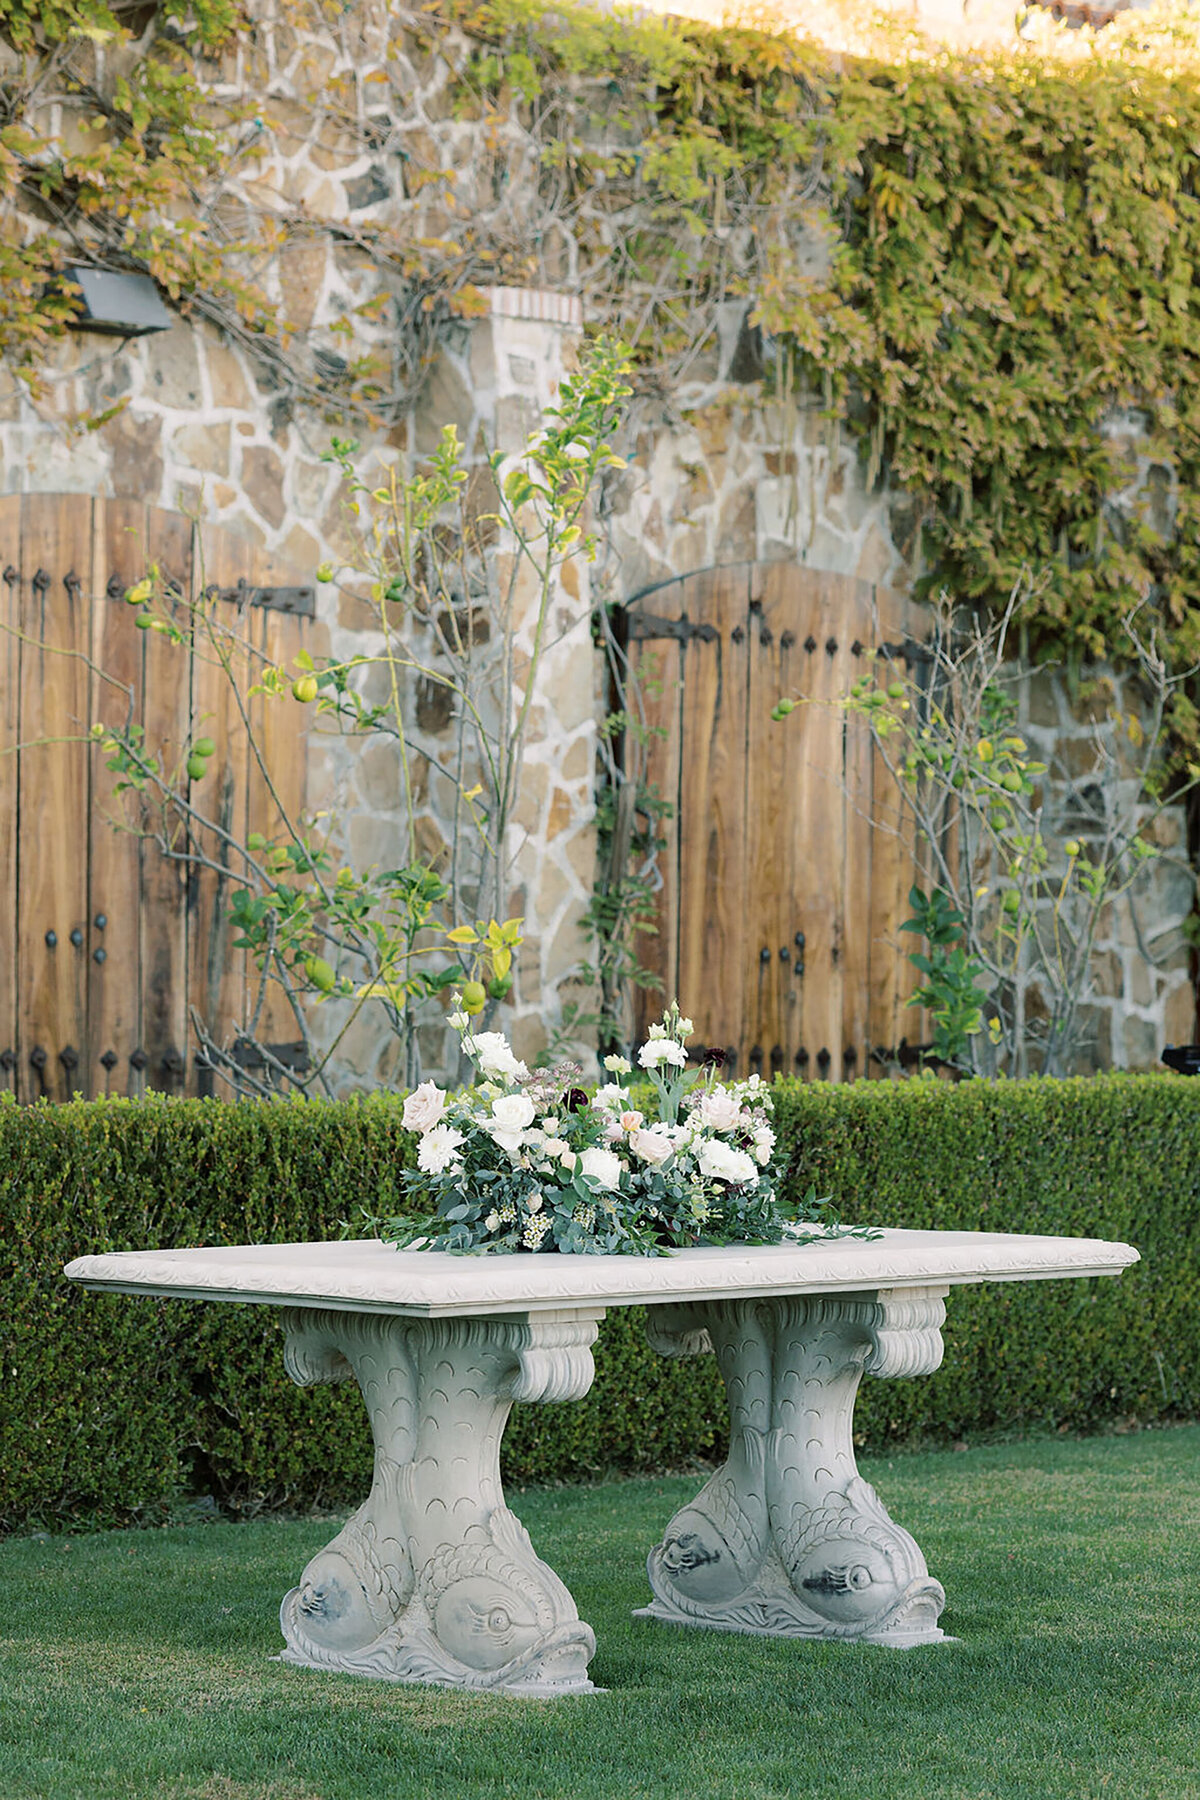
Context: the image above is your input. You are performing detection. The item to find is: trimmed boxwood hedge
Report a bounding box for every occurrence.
[1,1073,1196,1532]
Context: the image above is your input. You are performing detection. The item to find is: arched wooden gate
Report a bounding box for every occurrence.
[627,563,932,1080]
[0,494,314,1102]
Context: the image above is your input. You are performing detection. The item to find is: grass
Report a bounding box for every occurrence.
[2,1427,1200,1800]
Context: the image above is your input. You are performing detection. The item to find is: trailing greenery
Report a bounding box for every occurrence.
[2,1071,1196,1532]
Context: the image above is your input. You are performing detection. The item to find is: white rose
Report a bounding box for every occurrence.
[463,1031,529,1080]
[485,1211,501,1232]
[579,1145,624,1190]
[559,1149,578,1172]
[485,1091,536,1156]
[698,1138,758,1185]
[403,1081,448,1134]
[697,1089,742,1132]
[629,1126,674,1166]
[752,1125,776,1165]
[541,1135,572,1162]
[491,1093,535,1132]
[417,1124,466,1175]
[638,1039,687,1070]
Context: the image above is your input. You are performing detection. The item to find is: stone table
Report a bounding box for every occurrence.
[64,1229,1138,1695]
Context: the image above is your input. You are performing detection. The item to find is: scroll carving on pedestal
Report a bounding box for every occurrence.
[278,1305,603,1694]
[639,1289,948,1646]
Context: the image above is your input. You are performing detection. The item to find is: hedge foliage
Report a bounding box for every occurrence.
[2,1073,1196,1533]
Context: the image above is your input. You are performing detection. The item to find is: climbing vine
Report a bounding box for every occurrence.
[12,0,1200,696]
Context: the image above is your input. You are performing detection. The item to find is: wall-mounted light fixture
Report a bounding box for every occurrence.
[63,264,173,337]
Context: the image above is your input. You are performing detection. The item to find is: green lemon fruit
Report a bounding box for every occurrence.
[461,980,487,1014]
[304,955,336,993]
[292,676,319,703]
[192,737,216,758]
[186,753,208,781]
[1002,889,1021,914]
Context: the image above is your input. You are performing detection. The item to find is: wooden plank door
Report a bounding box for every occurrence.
[0,495,314,1099]
[0,500,19,1095]
[628,563,932,1079]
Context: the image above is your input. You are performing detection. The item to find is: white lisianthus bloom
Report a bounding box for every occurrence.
[603,1054,632,1075]
[752,1125,776,1165]
[638,1038,687,1070]
[591,1082,625,1111]
[697,1088,742,1132]
[629,1125,674,1166]
[485,1091,536,1156]
[463,1031,529,1080]
[403,1081,448,1134]
[448,1009,469,1031]
[698,1138,758,1185]
[678,1017,694,1034]
[647,1023,667,1040]
[417,1124,466,1175]
[579,1145,624,1189]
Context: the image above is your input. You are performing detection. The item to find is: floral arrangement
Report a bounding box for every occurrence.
[378,1002,833,1257]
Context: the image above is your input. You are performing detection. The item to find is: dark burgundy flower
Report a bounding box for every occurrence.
[564,1087,590,1112]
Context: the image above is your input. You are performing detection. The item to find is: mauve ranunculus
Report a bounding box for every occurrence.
[403,1080,448,1134]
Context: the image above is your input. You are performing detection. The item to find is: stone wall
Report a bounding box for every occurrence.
[0,0,1193,1086]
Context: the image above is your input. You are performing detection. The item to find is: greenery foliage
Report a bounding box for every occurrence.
[10,1,1200,707]
[3,1071,1196,1532]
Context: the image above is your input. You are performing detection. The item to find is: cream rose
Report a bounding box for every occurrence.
[403,1080,448,1134]
[629,1125,674,1166]
[696,1088,742,1132]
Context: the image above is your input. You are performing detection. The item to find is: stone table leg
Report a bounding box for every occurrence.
[637,1288,949,1646]
[277,1305,604,1694]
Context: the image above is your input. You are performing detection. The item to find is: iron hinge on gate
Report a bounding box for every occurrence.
[231,1037,311,1073]
[207,579,316,618]
[626,610,718,645]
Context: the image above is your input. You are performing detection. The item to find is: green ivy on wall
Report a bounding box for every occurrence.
[6,0,1200,725]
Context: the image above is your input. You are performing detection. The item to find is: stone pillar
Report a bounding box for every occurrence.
[639,1291,948,1646]
[278,1303,603,1694]
[476,287,599,1072]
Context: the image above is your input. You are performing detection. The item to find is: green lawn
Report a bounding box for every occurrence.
[3,1428,1199,1800]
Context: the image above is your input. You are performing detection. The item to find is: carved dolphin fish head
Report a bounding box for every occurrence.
[433,1574,548,1673]
[285,1548,386,1654]
[655,1505,754,1604]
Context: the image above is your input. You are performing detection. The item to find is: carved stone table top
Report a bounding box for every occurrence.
[62,1228,1140,1694]
[64,1227,1139,1317]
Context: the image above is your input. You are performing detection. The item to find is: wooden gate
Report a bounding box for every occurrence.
[627,563,932,1080]
[0,494,314,1103]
